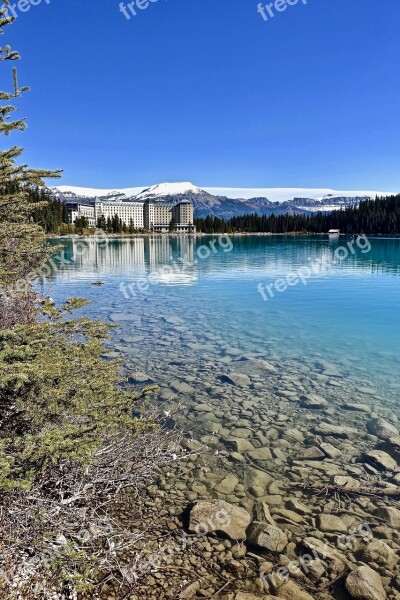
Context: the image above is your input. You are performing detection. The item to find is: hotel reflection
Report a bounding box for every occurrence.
[66,236,196,284]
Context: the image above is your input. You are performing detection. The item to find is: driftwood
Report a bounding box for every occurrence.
[296,481,400,500]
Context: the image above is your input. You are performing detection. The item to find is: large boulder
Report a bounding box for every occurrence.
[345,565,386,600]
[188,500,251,541]
[247,522,288,553]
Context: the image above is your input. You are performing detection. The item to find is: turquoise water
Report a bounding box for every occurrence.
[43,234,400,584]
[45,235,400,401]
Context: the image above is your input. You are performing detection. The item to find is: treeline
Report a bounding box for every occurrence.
[96,214,141,234]
[29,186,69,232]
[32,193,400,235]
[30,194,143,234]
[194,195,400,234]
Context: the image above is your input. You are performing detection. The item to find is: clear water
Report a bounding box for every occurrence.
[45,235,400,402]
[43,234,400,588]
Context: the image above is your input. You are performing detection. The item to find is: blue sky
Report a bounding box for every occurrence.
[3,0,400,190]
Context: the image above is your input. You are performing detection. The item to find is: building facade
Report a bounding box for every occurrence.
[144,200,195,233]
[67,199,195,233]
[171,201,195,232]
[67,202,96,227]
[143,200,172,232]
[94,200,144,230]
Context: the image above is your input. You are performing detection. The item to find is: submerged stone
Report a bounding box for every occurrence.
[245,466,273,498]
[361,539,398,570]
[374,506,400,528]
[367,418,399,440]
[214,473,240,495]
[188,500,251,541]
[246,522,288,553]
[313,422,357,439]
[247,447,273,461]
[363,450,397,471]
[317,513,347,533]
[319,442,342,459]
[300,394,328,409]
[220,373,252,387]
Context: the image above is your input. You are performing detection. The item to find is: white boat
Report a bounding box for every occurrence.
[328,229,340,238]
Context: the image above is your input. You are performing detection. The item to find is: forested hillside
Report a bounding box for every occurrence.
[194,195,400,234]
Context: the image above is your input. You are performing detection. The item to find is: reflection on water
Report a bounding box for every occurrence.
[48,235,400,281]
[44,234,400,579]
[45,235,400,398]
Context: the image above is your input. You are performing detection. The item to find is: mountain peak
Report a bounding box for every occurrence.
[135,182,203,199]
[51,183,396,221]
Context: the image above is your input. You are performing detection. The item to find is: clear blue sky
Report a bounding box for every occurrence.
[4,0,400,190]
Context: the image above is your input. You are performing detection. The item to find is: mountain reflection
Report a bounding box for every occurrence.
[45,235,400,284]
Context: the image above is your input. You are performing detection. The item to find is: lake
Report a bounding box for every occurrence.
[46,234,400,401]
[44,235,400,525]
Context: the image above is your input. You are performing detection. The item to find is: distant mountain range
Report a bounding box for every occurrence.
[52,182,396,220]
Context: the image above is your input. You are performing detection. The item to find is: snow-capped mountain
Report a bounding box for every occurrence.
[134,182,203,199]
[53,186,144,202]
[52,182,396,219]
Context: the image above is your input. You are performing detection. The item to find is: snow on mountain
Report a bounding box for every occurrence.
[204,187,394,202]
[135,182,203,199]
[54,183,395,203]
[52,182,397,219]
[53,185,144,199]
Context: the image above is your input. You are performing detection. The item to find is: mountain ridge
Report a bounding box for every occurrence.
[52,182,396,219]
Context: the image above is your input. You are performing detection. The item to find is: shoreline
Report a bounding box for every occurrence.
[47,232,400,239]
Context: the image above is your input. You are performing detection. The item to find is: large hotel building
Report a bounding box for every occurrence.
[66,198,195,233]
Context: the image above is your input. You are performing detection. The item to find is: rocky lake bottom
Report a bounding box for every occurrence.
[46,236,400,599]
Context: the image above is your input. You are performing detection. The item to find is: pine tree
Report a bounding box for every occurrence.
[0,2,61,326]
[0,6,177,596]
